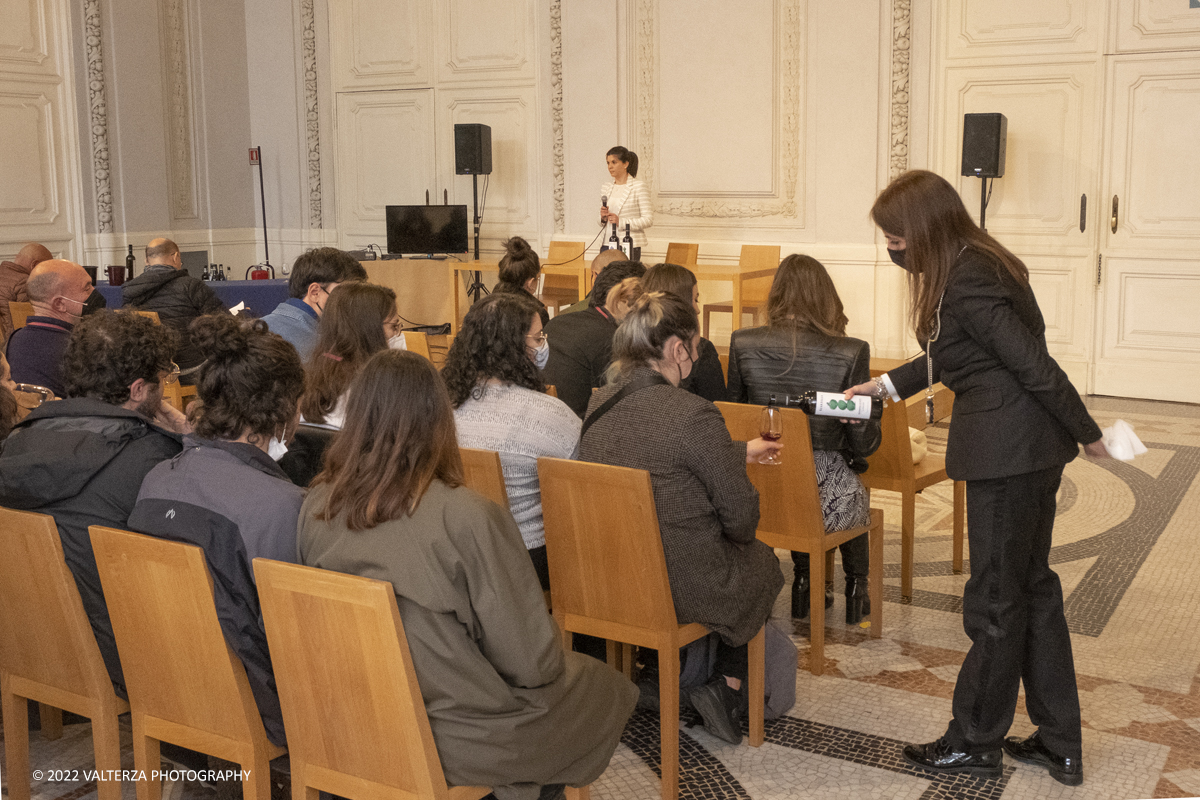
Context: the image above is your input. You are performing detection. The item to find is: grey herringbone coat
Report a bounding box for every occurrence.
[580,366,783,647]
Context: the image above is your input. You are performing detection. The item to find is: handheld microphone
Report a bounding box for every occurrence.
[600,195,608,225]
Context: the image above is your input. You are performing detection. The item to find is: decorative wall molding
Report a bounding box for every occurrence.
[889,0,911,181]
[83,0,113,233]
[301,0,322,229]
[161,0,197,220]
[636,0,803,219]
[550,0,564,233]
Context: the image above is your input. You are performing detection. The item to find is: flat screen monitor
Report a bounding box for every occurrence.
[385,205,469,256]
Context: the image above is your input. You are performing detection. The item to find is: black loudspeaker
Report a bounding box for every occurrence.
[961,113,1007,178]
[454,123,492,175]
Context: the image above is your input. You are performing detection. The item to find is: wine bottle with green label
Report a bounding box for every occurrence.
[770,390,881,421]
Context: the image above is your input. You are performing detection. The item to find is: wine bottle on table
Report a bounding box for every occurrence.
[623,223,633,256]
[125,245,135,281]
[609,223,623,255]
[771,391,882,421]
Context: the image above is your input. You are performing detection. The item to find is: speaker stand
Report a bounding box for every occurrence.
[465,173,488,305]
[979,176,990,232]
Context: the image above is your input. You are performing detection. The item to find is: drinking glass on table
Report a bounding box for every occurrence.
[759,405,782,464]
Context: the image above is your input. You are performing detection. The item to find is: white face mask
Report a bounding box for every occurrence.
[388,333,407,351]
[267,436,289,462]
[531,339,549,370]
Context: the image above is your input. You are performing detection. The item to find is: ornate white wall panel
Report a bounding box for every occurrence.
[940,62,1100,246]
[160,0,198,221]
[436,0,533,83]
[633,0,805,224]
[943,0,1099,58]
[1026,263,1076,346]
[1101,260,1200,356]
[1114,0,1200,53]
[0,89,56,224]
[330,0,432,90]
[438,88,537,232]
[0,0,51,73]
[334,90,437,237]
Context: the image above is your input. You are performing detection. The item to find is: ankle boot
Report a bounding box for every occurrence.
[791,575,835,620]
[845,576,870,624]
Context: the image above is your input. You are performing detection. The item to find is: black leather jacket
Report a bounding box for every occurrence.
[726,325,881,467]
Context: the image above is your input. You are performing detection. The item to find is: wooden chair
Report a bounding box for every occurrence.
[542,241,589,313]
[404,330,432,360]
[0,507,129,800]
[545,384,558,398]
[13,383,55,421]
[714,402,884,676]
[700,245,781,338]
[863,395,965,600]
[664,242,699,266]
[9,301,33,330]
[161,382,197,413]
[538,457,765,800]
[132,309,161,324]
[89,526,286,800]
[458,447,510,509]
[252,559,518,800]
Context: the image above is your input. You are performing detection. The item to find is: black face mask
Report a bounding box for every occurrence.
[82,288,107,316]
[888,248,908,270]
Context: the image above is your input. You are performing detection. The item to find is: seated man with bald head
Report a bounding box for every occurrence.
[5,259,94,396]
[558,248,630,316]
[0,242,54,341]
[122,237,227,383]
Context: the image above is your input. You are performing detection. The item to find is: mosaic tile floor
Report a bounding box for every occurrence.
[3,395,1198,800]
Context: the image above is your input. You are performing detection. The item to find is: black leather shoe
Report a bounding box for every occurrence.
[845,576,871,624]
[902,737,1002,778]
[1003,731,1082,786]
[791,574,834,619]
[686,678,743,745]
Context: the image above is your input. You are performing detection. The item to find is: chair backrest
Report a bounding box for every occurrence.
[863,396,914,484]
[538,457,680,631]
[9,301,33,330]
[404,331,432,360]
[714,402,825,546]
[458,447,510,509]
[13,383,55,420]
[546,240,587,267]
[664,242,699,266]
[132,309,161,324]
[0,507,113,701]
[278,424,338,488]
[253,559,451,800]
[738,245,782,306]
[88,526,268,746]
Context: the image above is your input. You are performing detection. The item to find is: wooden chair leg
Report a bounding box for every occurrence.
[131,715,161,800]
[747,627,764,747]
[93,711,124,800]
[2,680,32,800]
[901,492,916,600]
[808,550,826,676]
[39,703,62,740]
[565,786,590,800]
[824,550,835,585]
[952,481,965,574]
[292,768,317,800]
[243,754,272,800]
[622,643,634,680]
[702,308,712,340]
[868,509,884,639]
[658,645,681,800]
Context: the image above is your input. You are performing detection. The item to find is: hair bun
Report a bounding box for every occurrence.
[503,236,532,258]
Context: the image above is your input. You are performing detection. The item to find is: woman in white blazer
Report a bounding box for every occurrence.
[600,146,652,262]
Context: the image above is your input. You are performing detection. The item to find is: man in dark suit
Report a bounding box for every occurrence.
[541,259,645,417]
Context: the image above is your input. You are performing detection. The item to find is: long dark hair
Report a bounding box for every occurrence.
[188,315,305,444]
[642,263,696,309]
[607,146,639,178]
[442,292,545,407]
[871,170,1028,342]
[301,282,396,423]
[311,350,463,530]
[765,254,847,336]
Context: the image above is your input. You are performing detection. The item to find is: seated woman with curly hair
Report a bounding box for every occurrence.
[127,314,306,747]
[441,292,580,591]
[301,281,402,429]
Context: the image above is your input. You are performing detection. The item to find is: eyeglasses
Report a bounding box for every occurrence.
[162,362,180,385]
[526,331,548,344]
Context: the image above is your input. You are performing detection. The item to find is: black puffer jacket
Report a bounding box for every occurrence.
[726,325,881,468]
[122,265,227,375]
[0,398,182,696]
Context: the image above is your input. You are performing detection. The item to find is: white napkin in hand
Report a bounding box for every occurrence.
[229,301,245,314]
[1100,419,1147,462]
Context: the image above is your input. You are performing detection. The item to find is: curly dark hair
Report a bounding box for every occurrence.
[62,311,177,404]
[187,315,305,443]
[441,292,545,408]
[301,282,396,424]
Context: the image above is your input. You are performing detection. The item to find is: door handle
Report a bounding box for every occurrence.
[1079,194,1087,233]
[1110,195,1119,234]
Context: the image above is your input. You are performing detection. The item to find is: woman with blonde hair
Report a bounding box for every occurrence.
[299,350,636,800]
[727,253,881,624]
[581,291,781,745]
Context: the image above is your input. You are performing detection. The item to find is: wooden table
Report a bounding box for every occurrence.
[693,263,779,339]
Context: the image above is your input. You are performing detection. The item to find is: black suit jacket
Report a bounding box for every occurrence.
[889,249,1101,482]
[542,307,618,417]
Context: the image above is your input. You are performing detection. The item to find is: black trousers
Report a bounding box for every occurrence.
[945,463,1082,759]
[792,533,869,582]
